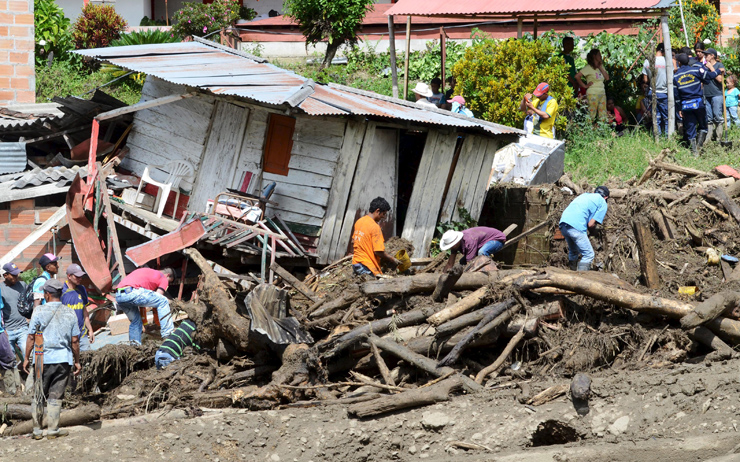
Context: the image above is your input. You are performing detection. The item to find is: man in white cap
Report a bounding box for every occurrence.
[32,253,60,308]
[440,227,507,272]
[23,278,80,439]
[62,264,94,351]
[413,82,437,109]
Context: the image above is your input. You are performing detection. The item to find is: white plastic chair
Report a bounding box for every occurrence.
[134,160,194,218]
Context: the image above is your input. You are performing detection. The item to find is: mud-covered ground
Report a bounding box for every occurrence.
[4,355,740,462]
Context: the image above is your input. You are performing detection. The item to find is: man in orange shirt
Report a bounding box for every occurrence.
[352,197,401,276]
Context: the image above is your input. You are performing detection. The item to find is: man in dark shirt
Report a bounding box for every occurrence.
[674,53,721,153]
[155,319,197,369]
[440,227,507,271]
[2,262,28,394]
[703,48,726,142]
[61,264,94,351]
[561,36,577,96]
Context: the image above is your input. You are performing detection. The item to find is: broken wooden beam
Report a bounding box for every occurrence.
[431,264,464,302]
[271,262,321,303]
[632,219,660,289]
[706,187,740,223]
[347,376,463,418]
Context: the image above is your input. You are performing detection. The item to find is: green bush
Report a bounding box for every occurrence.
[171,0,239,39]
[668,0,722,46]
[238,6,257,21]
[34,0,73,65]
[110,29,180,47]
[72,3,128,49]
[451,36,576,130]
[37,60,143,105]
[139,16,167,27]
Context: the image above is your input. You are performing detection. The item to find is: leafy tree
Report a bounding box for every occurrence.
[668,0,722,47]
[283,0,374,69]
[72,3,128,49]
[452,35,576,130]
[34,0,73,65]
[171,0,239,39]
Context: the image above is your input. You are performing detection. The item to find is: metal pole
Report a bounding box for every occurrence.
[440,27,446,95]
[661,14,676,136]
[388,15,399,99]
[403,16,412,99]
[677,0,690,47]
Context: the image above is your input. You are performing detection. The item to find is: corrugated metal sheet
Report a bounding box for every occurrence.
[0,142,26,174]
[75,39,521,137]
[385,0,672,16]
[0,103,64,129]
[12,165,87,189]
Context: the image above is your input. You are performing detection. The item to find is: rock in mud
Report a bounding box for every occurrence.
[608,416,630,436]
[570,373,591,400]
[421,412,450,430]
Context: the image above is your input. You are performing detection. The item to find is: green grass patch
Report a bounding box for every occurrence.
[36,61,143,106]
[565,122,740,185]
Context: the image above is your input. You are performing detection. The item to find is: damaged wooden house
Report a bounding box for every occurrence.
[74,38,522,271]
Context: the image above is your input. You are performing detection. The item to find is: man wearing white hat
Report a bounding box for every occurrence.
[413,82,438,109]
[440,227,507,272]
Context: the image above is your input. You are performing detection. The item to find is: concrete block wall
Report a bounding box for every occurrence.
[721,0,740,41]
[0,0,35,104]
[0,199,74,273]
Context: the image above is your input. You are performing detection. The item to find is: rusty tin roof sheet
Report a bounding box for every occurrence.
[385,0,672,16]
[75,39,521,136]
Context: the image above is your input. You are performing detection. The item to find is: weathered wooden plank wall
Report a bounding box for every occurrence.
[401,131,460,258]
[316,120,367,264]
[189,101,250,212]
[263,117,346,228]
[439,135,502,223]
[124,77,215,191]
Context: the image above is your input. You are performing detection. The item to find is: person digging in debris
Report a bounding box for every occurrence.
[673,53,722,154]
[32,253,60,308]
[22,279,80,439]
[440,227,507,272]
[351,197,401,276]
[559,186,609,272]
[155,319,198,370]
[2,262,28,393]
[62,264,94,352]
[114,267,176,345]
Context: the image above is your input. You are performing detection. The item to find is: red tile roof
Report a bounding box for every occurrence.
[385,0,669,16]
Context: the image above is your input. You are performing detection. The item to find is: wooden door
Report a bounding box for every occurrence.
[189,101,250,212]
[336,124,399,258]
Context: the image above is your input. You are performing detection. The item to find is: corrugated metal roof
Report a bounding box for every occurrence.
[384,0,672,16]
[0,103,64,129]
[75,38,521,137]
[12,165,87,189]
[0,142,26,174]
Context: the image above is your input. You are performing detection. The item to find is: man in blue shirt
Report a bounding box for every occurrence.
[61,264,94,352]
[559,187,609,271]
[673,53,721,154]
[23,278,80,439]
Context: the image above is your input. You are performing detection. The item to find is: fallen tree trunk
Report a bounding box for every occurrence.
[518,268,693,318]
[309,288,361,318]
[183,248,251,351]
[4,404,101,436]
[437,300,522,367]
[348,376,463,418]
[706,187,740,223]
[369,335,483,393]
[688,326,734,359]
[432,264,464,302]
[360,270,534,296]
[0,404,32,420]
[681,292,740,329]
[475,323,527,384]
[427,287,488,326]
[435,298,518,336]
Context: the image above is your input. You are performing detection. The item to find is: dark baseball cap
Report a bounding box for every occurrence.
[705,48,718,57]
[42,278,64,295]
[2,262,21,276]
[66,264,86,277]
[39,253,60,268]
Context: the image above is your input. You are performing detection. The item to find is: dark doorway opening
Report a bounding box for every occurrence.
[396,129,427,232]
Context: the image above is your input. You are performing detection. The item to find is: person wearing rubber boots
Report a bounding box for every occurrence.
[559,186,610,271]
[22,279,80,439]
[673,53,722,154]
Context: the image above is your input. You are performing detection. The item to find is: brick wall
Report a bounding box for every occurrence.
[0,199,74,272]
[721,0,740,41]
[0,0,34,105]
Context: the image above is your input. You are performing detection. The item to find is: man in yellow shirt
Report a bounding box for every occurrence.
[519,82,559,139]
[351,197,401,276]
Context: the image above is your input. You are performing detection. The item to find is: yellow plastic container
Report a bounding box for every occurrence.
[395,249,412,272]
[678,286,697,295]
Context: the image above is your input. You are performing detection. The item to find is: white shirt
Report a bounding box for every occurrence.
[415,98,437,109]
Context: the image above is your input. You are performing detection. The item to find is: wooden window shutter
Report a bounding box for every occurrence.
[263,114,296,176]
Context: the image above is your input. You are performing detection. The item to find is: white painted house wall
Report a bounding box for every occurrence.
[57,0,149,25]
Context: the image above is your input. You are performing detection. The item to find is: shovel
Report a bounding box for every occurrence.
[722,77,734,149]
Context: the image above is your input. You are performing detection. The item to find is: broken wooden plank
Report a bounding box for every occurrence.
[632,220,660,289]
[270,262,321,303]
[502,221,548,250]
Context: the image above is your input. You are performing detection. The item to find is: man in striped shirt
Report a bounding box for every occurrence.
[155,319,197,369]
